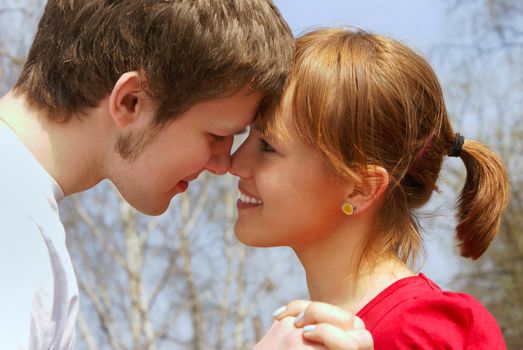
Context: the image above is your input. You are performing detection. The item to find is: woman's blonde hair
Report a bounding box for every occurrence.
[263,28,509,266]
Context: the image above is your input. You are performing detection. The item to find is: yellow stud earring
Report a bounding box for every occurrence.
[342,203,357,216]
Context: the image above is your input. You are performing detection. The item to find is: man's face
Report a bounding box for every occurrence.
[110,87,263,215]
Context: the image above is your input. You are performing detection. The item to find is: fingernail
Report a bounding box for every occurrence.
[294,311,304,325]
[303,325,317,333]
[272,305,286,318]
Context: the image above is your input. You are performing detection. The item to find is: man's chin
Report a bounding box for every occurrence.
[142,206,169,216]
[129,198,171,216]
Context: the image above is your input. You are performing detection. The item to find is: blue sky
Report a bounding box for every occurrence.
[274,0,447,52]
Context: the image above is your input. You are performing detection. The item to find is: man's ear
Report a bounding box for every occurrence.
[345,166,389,215]
[109,72,152,128]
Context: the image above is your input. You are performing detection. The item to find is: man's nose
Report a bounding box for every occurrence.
[206,136,234,175]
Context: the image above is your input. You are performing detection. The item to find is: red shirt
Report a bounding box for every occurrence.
[357,274,506,349]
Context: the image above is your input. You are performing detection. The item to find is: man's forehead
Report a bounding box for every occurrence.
[212,119,250,135]
[207,87,263,133]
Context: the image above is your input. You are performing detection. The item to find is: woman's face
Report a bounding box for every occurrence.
[229,109,352,249]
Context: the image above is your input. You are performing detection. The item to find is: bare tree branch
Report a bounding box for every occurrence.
[77,310,98,350]
[215,176,236,349]
[74,197,128,271]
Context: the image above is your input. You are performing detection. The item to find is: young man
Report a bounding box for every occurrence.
[0,1,371,349]
[0,1,293,348]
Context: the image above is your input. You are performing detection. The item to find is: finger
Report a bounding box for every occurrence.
[279,315,298,328]
[353,316,366,331]
[272,299,311,320]
[302,323,374,350]
[255,319,327,350]
[294,302,359,331]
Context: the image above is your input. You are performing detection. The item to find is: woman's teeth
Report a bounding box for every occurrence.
[239,192,263,205]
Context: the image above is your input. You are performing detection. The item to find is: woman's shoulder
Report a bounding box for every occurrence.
[358,274,506,349]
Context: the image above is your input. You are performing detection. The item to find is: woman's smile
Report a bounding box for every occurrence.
[237,186,263,209]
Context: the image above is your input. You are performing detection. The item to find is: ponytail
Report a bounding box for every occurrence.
[271,28,510,266]
[455,140,509,259]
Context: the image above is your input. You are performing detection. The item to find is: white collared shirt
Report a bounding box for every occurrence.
[0,126,78,350]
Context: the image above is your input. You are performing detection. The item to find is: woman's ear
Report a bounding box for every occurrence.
[344,166,389,215]
[109,72,152,128]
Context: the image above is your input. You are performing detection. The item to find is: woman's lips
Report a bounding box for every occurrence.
[237,186,263,209]
[236,199,262,210]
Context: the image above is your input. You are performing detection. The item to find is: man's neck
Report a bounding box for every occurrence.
[0,90,108,195]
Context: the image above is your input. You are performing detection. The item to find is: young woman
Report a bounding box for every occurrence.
[231,28,509,349]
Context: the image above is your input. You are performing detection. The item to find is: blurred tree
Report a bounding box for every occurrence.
[61,175,290,350]
[439,0,523,347]
[0,0,43,91]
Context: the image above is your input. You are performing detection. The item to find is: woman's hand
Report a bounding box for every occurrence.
[254,316,325,350]
[272,300,374,350]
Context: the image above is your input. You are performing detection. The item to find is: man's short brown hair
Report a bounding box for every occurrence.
[14,0,294,123]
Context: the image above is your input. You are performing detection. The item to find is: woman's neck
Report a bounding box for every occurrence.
[294,228,415,314]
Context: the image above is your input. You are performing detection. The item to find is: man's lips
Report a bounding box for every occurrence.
[174,172,202,193]
[175,180,189,192]
[183,172,201,182]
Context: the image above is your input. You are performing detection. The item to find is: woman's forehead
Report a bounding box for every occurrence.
[258,88,295,139]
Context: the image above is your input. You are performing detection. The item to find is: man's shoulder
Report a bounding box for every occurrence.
[0,206,58,350]
[0,205,42,235]
[0,205,49,267]
[0,204,52,286]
